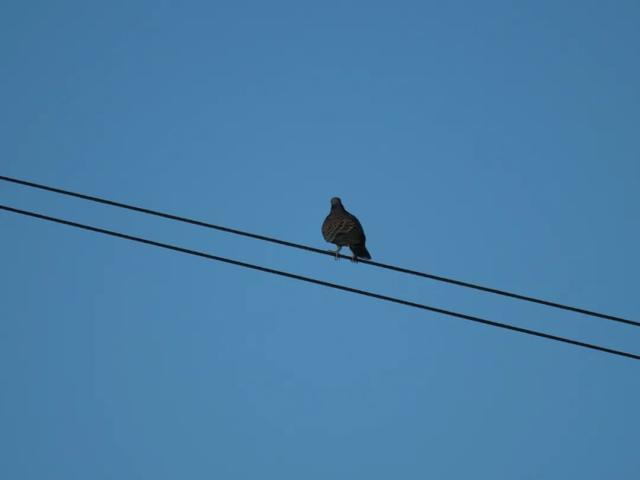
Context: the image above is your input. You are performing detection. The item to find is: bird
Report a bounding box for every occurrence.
[322,197,371,261]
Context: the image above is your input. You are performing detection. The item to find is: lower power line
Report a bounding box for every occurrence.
[1,203,638,361]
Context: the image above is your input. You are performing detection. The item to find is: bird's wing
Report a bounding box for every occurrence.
[323,216,358,243]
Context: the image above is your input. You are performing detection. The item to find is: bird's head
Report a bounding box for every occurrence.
[330,197,343,208]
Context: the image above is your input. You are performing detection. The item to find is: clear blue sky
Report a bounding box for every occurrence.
[1,1,639,478]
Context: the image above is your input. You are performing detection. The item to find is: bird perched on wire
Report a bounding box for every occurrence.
[322,197,371,261]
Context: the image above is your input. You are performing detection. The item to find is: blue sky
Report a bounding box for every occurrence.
[1,1,639,478]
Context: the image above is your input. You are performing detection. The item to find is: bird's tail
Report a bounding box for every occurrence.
[351,243,371,259]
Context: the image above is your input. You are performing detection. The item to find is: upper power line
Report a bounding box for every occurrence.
[1,174,637,328]
[1,203,638,361]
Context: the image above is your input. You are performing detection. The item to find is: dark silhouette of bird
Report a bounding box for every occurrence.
[322,197,371,261]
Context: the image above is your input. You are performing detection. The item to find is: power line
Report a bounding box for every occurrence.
[1,203,638,361]
[1,174,637,328]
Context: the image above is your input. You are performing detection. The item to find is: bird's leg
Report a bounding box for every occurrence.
[350,253,358,263]
[334,245,342,260]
